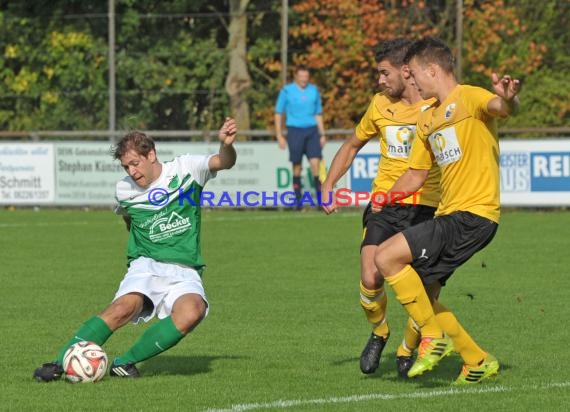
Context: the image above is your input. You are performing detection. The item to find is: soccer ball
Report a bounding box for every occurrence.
[62,341,108,383]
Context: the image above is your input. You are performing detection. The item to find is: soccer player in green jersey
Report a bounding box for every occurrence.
[34,118,237,381]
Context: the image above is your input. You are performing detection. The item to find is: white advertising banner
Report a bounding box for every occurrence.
[345,138,570,207]
[0,143,55,204]
[498,139,570,206]
[55,143,124,205]
[1,139,568,207]
[52,141,344,206]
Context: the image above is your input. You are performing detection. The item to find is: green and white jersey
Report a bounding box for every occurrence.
[115,154,215,271]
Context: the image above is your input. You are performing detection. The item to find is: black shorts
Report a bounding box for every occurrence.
[402,211,498,285]
[287,126,322,163]
[361,203,436,249]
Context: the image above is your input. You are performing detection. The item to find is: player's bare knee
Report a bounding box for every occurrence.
[361,246,383,287]
[374,248,390,278]
[172,296,207,334]
[375,237,408,277]
[100,294,143,329]
[361,267,383,289]
[173,313,204,335]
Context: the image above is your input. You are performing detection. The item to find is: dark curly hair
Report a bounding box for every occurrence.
[375,38,413,67]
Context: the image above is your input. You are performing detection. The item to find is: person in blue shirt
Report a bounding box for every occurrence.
[274,64,326,208]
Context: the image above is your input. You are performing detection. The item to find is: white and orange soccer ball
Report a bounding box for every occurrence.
[62,341,108,383]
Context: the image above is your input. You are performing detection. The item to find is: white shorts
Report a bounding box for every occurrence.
[113,256,209,324]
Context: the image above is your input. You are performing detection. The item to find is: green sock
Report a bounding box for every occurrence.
[114,316,184,365]
[56,316,113,364]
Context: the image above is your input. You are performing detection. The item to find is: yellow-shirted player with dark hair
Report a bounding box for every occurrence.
[322,38,443,378]
[374,36,521,384]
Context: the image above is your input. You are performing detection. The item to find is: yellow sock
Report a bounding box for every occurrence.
[359,282,389,338]
[385,265,442,338]
[433,300,486,365]
[396,317,421,357]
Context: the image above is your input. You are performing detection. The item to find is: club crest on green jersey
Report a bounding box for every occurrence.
[168,175,180,189]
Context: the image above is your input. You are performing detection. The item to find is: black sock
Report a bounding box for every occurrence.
[293,176,302,209]
[313,176,321,193]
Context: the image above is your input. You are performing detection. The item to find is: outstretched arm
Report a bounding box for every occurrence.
[209,117,237,172]
[487,73,521,118]
[321,135,367,214]
[384,168,429,208]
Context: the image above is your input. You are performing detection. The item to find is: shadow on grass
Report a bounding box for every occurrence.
[331,351,510,388]
[330,356,359,367]
[140,354,249,377]
[398,358,512,389]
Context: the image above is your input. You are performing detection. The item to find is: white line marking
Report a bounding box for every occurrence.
[204,381,570,412]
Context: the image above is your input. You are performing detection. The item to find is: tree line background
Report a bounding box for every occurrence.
[0,0,568,137]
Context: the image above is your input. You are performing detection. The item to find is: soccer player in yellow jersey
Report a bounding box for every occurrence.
[374,37,521,384]
[321,38,441,377]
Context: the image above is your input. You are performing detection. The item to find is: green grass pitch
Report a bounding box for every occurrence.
[1,208,569,411]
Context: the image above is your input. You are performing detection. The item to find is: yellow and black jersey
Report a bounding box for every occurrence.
[355,92,440,207]
[409,85,500,222]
